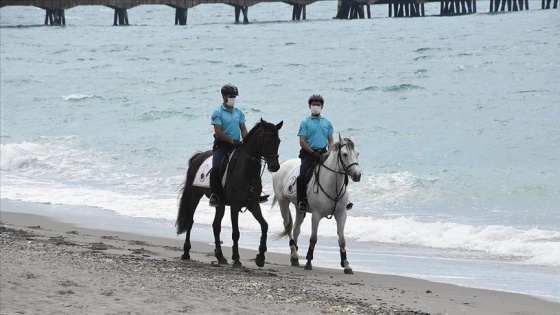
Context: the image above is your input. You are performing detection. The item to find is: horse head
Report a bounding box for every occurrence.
[244,118,283,172]
[260,118,283,172]
[337,134,361,182]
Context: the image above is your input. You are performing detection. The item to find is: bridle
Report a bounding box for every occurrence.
[313,141,359,219]
[238,129,279,166]
[321,143,359,175]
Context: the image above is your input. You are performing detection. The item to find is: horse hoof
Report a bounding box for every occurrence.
[217,257,228,265]
[290,257,299,267]
[255,254,265,267]
[344,268,354,275]
[181,254,190,260]
[233,261,243,268]
[304,262,312,270]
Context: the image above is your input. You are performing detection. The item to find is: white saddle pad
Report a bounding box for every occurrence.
[192,155,229,189]
[192,156,212,188]
[282,166,300,198]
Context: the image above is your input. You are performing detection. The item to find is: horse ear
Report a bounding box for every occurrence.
[260,118,264,124]
[339,133,344,143]
[349,134,354,142]
[276,121,283,130]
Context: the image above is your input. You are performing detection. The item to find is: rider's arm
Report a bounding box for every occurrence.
[299,136,314,154]
[214,124,235,144]
[240,122,248,140]
[327,135,334,151]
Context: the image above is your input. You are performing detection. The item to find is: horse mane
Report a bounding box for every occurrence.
[331,138,355,153]
[244,119,277,142]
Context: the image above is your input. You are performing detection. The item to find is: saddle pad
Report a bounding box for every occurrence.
[283,166,300,198]
[192,156,212,188]
[192,155,229,189]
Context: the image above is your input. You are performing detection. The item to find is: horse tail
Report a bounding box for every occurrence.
[175,151,210,235]
[176,186,190,235]
[270,194,278,210]
[273,229,289,241]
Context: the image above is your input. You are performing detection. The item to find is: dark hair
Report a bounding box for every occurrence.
[308,94,324,105]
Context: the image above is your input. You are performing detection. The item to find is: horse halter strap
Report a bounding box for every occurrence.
[260,131,280,160]
[321,143,359,176]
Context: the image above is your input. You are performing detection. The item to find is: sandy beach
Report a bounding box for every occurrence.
[1,210,558,315]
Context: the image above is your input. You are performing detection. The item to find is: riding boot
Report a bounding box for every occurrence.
[296,175,307,213]
[259,192,269,203]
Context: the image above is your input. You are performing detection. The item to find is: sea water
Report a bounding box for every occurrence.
[1,3,559,302]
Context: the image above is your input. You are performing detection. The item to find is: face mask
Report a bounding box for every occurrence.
[226,98,235,107]
[310,105,322,116]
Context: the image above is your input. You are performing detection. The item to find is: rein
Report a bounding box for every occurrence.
[312,143,359,219]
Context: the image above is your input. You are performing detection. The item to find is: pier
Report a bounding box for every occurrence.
[0,0,557,25]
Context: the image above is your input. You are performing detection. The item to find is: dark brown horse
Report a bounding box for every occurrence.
[176,119,283,267]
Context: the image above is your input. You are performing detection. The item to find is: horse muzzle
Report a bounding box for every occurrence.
[351,172,361,182]
[268,163,280,172]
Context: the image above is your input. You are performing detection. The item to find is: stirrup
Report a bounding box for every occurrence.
[209,194,220,207]
[346,202,353,210]
[259,194,269,203]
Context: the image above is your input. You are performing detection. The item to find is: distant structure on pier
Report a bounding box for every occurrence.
[0,0,557,25]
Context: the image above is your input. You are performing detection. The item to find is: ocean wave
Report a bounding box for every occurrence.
[345,216,560,267]
[381,84,424,92]
[0,142,40,171]
[61,94,97,101]
[0,139,116,181]
[138,109,189,121]
[414,47,445,53]
[351,171,419,209]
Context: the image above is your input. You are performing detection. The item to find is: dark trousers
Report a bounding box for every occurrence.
[297,149,316,204]
[210,143,234,197]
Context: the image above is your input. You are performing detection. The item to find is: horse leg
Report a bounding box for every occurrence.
[212,204,228,264]
[230,205,242,268]
[336,211,353,274]
[304,213,321,270]
[293,209,307,266]
[249,204,268,268]
[181,199,195,260]
[279,198,298,266]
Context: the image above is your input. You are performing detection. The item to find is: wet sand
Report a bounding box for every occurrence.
[1,210,558,315]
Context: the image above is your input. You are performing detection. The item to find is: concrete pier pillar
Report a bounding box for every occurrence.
[113,8,129,26]
[175,7,188,25]
[234,5,249,24]
[45,9,65,26]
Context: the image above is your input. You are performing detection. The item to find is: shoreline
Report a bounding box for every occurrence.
[2,198,559,302]
[1,208,559,314]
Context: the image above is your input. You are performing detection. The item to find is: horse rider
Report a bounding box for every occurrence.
[209,83,247,207]
[296,94,334,213]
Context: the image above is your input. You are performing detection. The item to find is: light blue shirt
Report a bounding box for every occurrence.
[297,116,333,150]
[210,104,246,141]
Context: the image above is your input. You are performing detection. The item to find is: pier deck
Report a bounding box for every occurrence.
[1,0,557,25]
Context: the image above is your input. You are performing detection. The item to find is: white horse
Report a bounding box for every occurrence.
[271,134,361,274]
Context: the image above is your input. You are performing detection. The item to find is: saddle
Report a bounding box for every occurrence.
[193,150,269,204]
[282,158,350,209]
